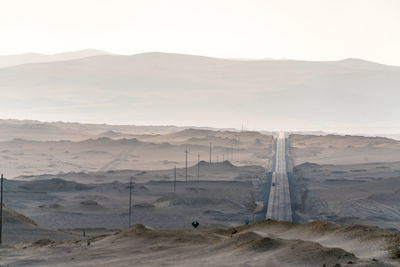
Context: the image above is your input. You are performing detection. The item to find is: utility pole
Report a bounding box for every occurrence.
[197,154,200,181]
[209,142,212,163]
[231,140,234,161]
[185,150,188,183]
[174,166,176,192]
[128,177,133,227]
[0,174,3,245]
[222,154,224,162]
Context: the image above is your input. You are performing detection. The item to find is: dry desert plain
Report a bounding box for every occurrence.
[0,121,399,266]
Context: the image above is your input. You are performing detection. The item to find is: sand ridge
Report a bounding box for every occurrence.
[1,220,399,266]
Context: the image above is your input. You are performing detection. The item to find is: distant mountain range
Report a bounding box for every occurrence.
[0,51,399,133]
[0,49,110,68]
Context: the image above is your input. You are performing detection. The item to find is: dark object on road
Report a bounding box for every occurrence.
[192,220,199,229]
[272,183,275,186]
[245,219,250,225]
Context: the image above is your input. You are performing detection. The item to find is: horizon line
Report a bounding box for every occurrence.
[0,49,397,67]
[1,118,400,138]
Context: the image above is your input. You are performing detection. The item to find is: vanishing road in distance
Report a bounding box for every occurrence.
[266,132,293,222]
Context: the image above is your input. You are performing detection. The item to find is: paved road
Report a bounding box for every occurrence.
[266,132,293,222]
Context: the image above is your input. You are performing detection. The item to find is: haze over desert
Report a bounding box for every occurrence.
[1,0,400,266]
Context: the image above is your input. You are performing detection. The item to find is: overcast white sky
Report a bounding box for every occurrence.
[1,0,400,65]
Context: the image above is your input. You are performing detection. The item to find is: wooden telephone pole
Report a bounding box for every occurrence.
[197,154,200,181]
[0,174,3,244]
[174,166,177,192]
[128,177,133,227]
[185,150,188,183]
[209,142,212,163]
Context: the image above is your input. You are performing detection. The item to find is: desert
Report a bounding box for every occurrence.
[2,2,400,264]
[1,123,400,266]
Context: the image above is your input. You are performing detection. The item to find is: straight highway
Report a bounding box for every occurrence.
[266,132,293,222]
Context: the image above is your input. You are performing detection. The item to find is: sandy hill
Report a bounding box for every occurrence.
[131,128,273,148]
[290,134,399,148]
[0,53,399,129]
[17,178,93,192]
[0,119,228,142]
[288,134,400,165]
[0,49,109,69]
[1,205,75,245]
[1,220,398,266]
[0,131,274,178]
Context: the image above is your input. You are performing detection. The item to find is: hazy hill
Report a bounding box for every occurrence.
[0,119,223,141]
[0,49,109,69]
[0,52,399,130]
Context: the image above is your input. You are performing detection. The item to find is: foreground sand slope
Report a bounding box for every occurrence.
[1,220,399,266]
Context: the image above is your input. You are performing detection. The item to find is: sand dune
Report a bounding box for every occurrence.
[289,134,400,166]
[1,205,75,245]
[0,119,212,142]
[0,128,273,178]
[1,220,398,266]
[131,128,272,148]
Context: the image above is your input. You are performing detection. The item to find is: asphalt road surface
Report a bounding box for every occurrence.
[266,132,293,222]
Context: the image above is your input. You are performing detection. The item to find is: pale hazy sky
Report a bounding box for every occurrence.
[1,0,400,65]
